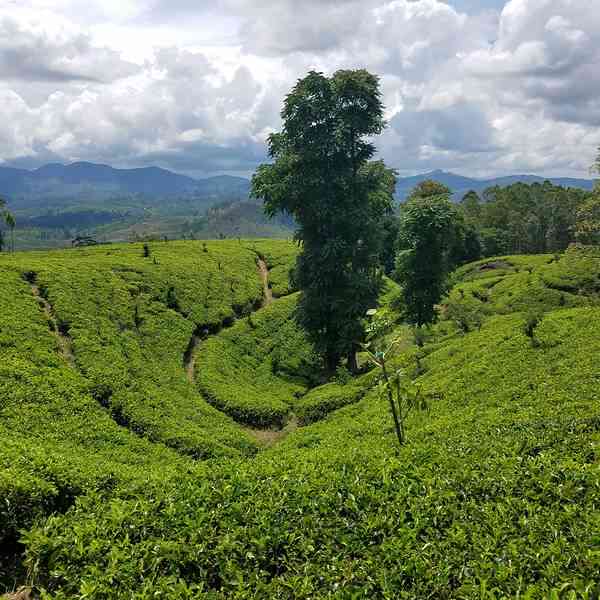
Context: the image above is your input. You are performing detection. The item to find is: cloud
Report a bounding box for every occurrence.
[465,0,600,126]
[0,13,139,83]
[0,0,599,178]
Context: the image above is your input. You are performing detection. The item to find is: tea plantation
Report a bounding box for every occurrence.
[1,242,599,599]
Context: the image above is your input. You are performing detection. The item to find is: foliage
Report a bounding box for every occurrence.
[251,69,396,369]
[395,185,460,326]
[245,239,299,297]
[195,294,320,428]
[1,195,16,252]
[575,194,600,245]
[3,242,600,598]
[466,181,591,255]
[20,294,600,599]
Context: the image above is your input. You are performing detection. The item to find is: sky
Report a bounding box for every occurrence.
[0,0,599,179]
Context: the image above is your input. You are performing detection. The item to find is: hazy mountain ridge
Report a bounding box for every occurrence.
[393,169,596,200]
[1,162,594,209]
[0,161,251,208]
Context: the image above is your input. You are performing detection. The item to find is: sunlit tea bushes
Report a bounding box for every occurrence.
[0,267,196,575]
[195,294,320,427]
[443,249,597,328]
[247,239,299,297]
[22,299,600,598]
[2,244,600,598]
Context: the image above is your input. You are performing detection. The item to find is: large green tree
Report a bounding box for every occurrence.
[0,196,15,252]
[395,181,459,327]
[251,70,396,370]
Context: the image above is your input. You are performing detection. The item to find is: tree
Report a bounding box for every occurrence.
[251,70,396,370]
[575,195,600,245]
[408,180,451,202]
[592,146,600,191]
[0,196,15,252]
[5,211,15,252]
[459,190,482,227]
[394,181,458,327]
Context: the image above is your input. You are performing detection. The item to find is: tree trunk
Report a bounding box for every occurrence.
[347,347,359,373]
[381,360,404,447]
[325,351,339,374]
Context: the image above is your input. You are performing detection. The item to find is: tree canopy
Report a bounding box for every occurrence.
[394,181,461,327]
[0,196,15,252]
[251,70,396,369]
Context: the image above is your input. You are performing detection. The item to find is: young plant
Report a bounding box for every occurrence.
[523,310,543,347]
[364,309,428,447]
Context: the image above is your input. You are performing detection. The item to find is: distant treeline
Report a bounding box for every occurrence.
[460,181,591,256]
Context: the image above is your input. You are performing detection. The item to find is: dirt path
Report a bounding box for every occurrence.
[244,415,298,447]
[182,259,299,446]
[30,284,75,368]
[184,333,202,383]
[184,258,274,384]
[257,258,273,307]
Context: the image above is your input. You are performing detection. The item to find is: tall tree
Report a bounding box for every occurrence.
[5,212,15,252]
[459,190,482,227]
[0,197,4,252]
[0,196,15,252]
[395,181,458,327]
[251,70,396,370]
[575,195,600,245]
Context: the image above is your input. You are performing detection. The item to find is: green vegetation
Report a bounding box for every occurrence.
[459,181,591,256]
[3,246,596,599]
[2,235,600,598]
[0,196,15,253]
[395,181,464,326]
[195,294,319,428]
[252,69,396,370]
[244,239,299,297]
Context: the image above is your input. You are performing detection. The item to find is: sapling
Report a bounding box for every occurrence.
[364,309,428,447]
[523,310,543,347]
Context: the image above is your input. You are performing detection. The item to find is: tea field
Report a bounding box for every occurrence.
[1,242,599,599]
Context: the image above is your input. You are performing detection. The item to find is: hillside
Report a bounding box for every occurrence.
[1,242,599,598]
[394,169,595,200]
[0,162,250,208]
[1,163,596,253]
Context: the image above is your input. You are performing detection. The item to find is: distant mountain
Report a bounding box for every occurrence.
[395,169,595,201]
[0,162,251,210]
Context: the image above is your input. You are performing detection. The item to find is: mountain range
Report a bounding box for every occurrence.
[393,169,596,200]
[1,162,595,211]
[0,161,251,213]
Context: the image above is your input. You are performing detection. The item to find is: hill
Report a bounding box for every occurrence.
[394,169,595,200]
[1,241,598,598]
[0,162,250,212]
[1,163,596,251]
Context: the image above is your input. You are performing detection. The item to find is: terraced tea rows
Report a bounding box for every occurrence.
[2,243,599,598]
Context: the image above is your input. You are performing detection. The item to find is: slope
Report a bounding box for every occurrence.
[9,246,599,599]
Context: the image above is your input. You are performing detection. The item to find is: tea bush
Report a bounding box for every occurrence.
[246,239,299,297]
[22,302,600,598]
[2,243,599,598]
[195,294,320,427]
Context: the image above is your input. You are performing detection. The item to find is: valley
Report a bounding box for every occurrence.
[1,240,599,598]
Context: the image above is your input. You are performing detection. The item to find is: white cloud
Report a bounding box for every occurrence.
[0,0,598,177]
